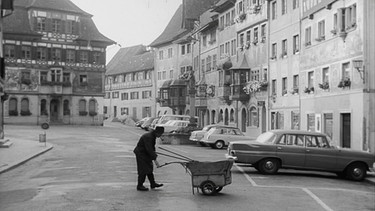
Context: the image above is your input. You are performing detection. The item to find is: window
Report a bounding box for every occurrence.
[210,30,216,43]
[212,55,217,70]
[239,33,244,47]
[142,91,152,99]
[9,98,18,116]
[291,111,300,129]
[219,44,225,58]
[40,99,47,115]
[66,50,75,63]
[121,107,129,115]
[322,67,329,83]
[168,48,173,58]
[261,25,266,40]
[225,12,230,26]
[230,39,236,56]
[249,107,258,127]
[187,44,191,54]
[130,92,139,99]
[308,71,314,88]
[307,114,315,131]
[36,17,46,31]
[40,71,48,83]
[305,27,312,46]
[52,48,61,61]
[80,75,87,85]
[272,79,277,95]
[338,4,357,32]
[21,46,31,60]
[121,93,128,100]
[162,71,166,79]
[281,39,287,57]
[112,92,119,98]
[66,20,75,34]
[318,20,325,40]
[324,113,333,139]
[4,45,15,58]
[282,77,287,96]
[157,72,161,80]
[145,71,151,80]
[181,45,186,55]
[37,48,47,60]
[159,50,164,60]
[93,52,101,64]
[63,72,70,83]
[201,59,205,72]
[50,68,62,82]
[80,51,88,63]
[293,75,299,93]
[237,0,244,14]
[281,0,287,15]
[79,99,87,114]
[206,56,211,71]
[342,62,350,79]
[333,13,338,31]
[20,98,30,115]
[246,30,251,44]
[293,0,299,9]
[271,1,277,20]
[63,100,70,115]
[52,19,61,33]
[89,99,96,115]
[219,16,224,29]
[169,69,173,79]
[293,35,299,54]
[253,27,258,43]
[271,43,277,59]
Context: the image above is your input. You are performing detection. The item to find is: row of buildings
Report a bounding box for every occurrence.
[104,0,374,153]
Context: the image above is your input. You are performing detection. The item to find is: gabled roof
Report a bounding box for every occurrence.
[106,45,154,76]
[149,4,187,47]
[4,0,114,46]
[17,0,90,16]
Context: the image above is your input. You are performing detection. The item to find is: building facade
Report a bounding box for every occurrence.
[2,0,114,126]
[104,45,155,121]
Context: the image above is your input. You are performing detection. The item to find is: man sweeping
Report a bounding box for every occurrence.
[133,126,164,191]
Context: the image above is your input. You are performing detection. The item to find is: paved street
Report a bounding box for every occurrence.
[0,122,374,211]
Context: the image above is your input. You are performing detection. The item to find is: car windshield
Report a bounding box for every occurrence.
[202,125,213,131]
[255,132,276,144]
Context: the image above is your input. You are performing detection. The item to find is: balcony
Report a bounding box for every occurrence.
[230,84,249,101]
[217,85,231,104]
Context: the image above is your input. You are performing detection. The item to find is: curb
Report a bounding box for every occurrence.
[0,145,53,174]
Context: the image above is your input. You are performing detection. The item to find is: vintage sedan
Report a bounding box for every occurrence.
[189,124,221,146]
[201,126,255,149]
[226,130,375,181]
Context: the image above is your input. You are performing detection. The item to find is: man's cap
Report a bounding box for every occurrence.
[154,126,164,133]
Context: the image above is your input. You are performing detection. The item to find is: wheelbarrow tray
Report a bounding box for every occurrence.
[183,160,233,194]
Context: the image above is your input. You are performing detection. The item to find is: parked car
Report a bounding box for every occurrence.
[226,130,375,181]
[159,120,190,133]
[135,117,151,127]
[200,126,254,149]
[149,118,160,131]
[155,115,197,128]
[190,124,226,146]
[141,117,157,130]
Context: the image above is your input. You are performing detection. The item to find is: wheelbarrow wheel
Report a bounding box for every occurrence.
[200,181,216,195]
[41,123,49,130]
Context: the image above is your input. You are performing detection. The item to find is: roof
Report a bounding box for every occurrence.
[150,0,219,48]
[149,4,187,47]
[2,6,41,36]
[269,130,328,136]
[4,0,114,45]
[106,45,154,75]
[230,53,250,70]
[18,0,90,16]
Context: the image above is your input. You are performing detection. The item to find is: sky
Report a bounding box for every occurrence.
[71,0,182,63]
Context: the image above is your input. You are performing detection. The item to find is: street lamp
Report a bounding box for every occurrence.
[352,59,365,83]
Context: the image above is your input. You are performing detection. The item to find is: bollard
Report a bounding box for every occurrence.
[39,132,46,147]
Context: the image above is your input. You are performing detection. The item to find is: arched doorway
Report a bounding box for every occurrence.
[211,110,216,124]
[50,99,60,122]
[241,108,247,132]
[224,108,229,125]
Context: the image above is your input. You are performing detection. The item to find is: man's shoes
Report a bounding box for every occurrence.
[151,183,163,189]
[137,185,149,191]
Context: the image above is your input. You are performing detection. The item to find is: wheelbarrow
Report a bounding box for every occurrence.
[157,147,234,195]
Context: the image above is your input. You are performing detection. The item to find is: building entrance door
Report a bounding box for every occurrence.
[50,99,59,122]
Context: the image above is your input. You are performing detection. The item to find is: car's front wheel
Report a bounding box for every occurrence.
[214,140,225,149]
[346,163,367,181]
[258,158,280,175]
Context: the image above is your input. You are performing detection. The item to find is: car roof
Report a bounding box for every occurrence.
[268,129,328,136]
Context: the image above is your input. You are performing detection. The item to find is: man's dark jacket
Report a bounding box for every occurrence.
[133,131,158,175]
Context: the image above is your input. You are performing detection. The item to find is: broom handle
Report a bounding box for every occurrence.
[158,146,194,161]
